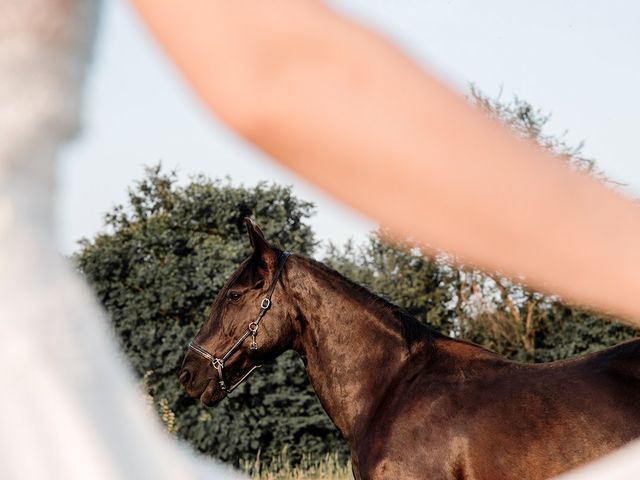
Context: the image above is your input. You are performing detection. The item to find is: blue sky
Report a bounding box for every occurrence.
[56,0,640,254]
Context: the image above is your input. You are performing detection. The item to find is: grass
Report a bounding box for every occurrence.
[240,448,352,480]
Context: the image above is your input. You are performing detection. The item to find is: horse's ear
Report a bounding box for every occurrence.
[245,217,277,272]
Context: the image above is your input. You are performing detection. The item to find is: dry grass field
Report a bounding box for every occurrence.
[241,449,352,480]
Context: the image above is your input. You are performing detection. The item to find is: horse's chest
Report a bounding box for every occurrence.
[356,411,462,479]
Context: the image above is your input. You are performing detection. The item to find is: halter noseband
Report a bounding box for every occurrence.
[188,251,290,394]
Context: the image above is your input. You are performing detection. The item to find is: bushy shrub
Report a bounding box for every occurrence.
[75,166,348,465]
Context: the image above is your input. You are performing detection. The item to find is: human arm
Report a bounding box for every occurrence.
[130,0,640,321]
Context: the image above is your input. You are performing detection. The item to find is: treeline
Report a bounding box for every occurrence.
[74,93,637,467]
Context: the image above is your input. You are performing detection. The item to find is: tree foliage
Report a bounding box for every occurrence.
[75,166,348,465]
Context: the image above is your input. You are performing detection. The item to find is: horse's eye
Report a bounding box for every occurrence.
[227,291,242,301]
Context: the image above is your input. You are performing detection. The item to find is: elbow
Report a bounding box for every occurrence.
[214,90,277,146]
[193,4,347,146]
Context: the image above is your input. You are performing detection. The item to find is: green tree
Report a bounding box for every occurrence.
[75,165,348,465]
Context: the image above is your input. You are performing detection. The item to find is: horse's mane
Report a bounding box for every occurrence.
[296,255,437,350]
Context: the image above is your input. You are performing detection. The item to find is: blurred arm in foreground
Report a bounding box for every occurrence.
[131,0,640,324]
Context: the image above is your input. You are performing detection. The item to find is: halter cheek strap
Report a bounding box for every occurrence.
[188,251,290,394]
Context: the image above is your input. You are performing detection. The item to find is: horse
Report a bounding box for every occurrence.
[179,218,640,480]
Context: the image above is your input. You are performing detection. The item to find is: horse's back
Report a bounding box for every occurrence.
[460,339,640,479]
[581,338,640,378]
[358,338,640,480]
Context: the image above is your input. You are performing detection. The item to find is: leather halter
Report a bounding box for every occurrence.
[188,251,290,394]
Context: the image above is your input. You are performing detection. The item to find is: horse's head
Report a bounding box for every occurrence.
[179,218,296,406]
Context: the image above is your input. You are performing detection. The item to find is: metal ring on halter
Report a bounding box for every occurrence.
[211,358,224,369]
[188,341,228,390]
[187,251,290,395]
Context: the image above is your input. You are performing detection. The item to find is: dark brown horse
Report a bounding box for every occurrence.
[180,219,640,480]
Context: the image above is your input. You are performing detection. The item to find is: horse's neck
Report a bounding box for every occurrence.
[289,258,427,443]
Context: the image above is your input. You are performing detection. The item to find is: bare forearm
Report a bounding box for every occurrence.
[250,27,640,319]
[131,0,640,320]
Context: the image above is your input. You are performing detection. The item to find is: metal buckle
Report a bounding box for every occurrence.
[260,298,271,309]
[212,358,224,369]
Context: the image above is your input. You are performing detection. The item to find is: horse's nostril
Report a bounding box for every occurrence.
[179,369,191,386]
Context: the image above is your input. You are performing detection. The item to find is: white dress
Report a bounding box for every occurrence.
[0,1,238,478]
